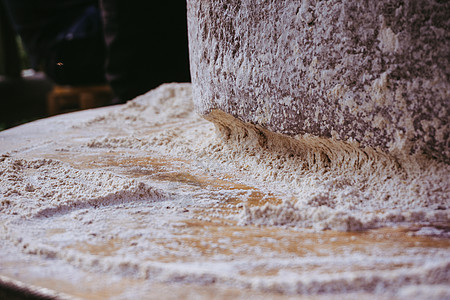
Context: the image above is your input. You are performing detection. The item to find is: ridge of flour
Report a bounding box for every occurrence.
[0,156,167,219]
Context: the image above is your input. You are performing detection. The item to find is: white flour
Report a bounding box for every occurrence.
[0,83,449,299]
[82,83,449,232]
[0,156,166,219]
[203,110,449,231]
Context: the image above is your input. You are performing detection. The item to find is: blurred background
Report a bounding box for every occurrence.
[0,0,51,130]
[0,0,191,131]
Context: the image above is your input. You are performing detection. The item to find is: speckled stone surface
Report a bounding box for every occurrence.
[187,0,449,162]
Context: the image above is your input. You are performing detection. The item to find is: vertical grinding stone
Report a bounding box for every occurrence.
[187,0,449,162]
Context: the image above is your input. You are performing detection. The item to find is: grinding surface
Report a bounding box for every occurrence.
[0,84,449,299]
[187,0,450,162]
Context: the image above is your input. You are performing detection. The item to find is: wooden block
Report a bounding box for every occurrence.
[47,85,113,116]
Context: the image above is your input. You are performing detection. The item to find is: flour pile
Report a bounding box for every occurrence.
[83,83,449,233]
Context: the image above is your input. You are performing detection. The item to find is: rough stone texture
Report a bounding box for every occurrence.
[187,0,449,162]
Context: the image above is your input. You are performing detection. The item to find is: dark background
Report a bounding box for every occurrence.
[0,0,191,130]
